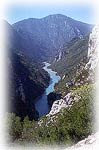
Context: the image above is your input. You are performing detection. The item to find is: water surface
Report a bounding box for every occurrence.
[35,62,61,117]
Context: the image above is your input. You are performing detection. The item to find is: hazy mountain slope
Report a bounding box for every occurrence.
[5,20,48,61]
[51,36,89,76]
[12,14,93,60]
[5,20,22,51]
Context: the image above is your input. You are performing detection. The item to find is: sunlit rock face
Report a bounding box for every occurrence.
[64,26,99,150]
[85,25,99,72]
[46,92,81,117]
[45,26,99,119]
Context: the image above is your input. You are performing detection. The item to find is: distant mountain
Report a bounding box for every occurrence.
[12,14,93,60]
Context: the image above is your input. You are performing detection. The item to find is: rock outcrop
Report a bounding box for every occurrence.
[47,92,80,117]
[65,132,99,150]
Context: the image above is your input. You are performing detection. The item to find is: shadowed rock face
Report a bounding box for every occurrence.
[3,20,50,120]
[9,50,50,120]
[47,92,62,108]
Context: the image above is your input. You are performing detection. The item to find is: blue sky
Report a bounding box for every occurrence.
[6,4,94,24]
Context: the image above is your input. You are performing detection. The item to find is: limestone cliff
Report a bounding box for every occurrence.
[47,26,99,118]
[85,25,99,72]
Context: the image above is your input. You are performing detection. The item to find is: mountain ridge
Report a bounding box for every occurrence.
[12,14,93,61]
[12,14,93,26]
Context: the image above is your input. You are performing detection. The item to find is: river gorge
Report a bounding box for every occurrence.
[35,62,61,117]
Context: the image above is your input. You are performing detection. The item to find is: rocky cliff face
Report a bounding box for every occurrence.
[48,26,99,116]
[85,25,99,72]
[46,25,99,122]
[45,25,99,149]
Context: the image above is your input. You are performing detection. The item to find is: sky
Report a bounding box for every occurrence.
[6,3,94,24]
